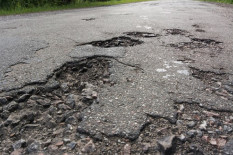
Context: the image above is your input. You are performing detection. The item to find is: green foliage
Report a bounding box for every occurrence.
[0,0,76,9]
[202,0,233,4]
[0,0,150,15]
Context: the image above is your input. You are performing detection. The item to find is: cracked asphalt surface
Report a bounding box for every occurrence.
[0,0,233,154]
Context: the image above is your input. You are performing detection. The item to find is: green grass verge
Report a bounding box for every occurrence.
[0,0,152,16]
[201,0,233,4]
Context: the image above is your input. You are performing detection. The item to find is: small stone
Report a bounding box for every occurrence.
[157,135,176,152]
[123,144,131,155]
[179,105,184,111]
[10,149,23,155]
[223,139,233,155]
[66,94,78,109]
[203,111,220,118]
[48,145,58,151]
[63,138,71,144]
[55,141,64,147]
[5,101,18,112]
[81,140,95,153]
[36,99,51,108]
[178,134,186,142]
[0,97,8,105]
[217,138,226,147]
[186,130,196,138]
[189,144,203,154]
[61,83,69,92]
[12,139,26,150]
[26,142,40,153]
[44,115,56,129]
[187,121,196,128]
[196,130,203,137]
[199,121,207,130]
[223,125,233,133]
[18,94,30,102]
[43,139,52,147]
[142,143,151,152]
[92,91,98,99]
[65,116,76,125]
[67,141,76,150]
[176,120,183,127]
[209,138,217,146]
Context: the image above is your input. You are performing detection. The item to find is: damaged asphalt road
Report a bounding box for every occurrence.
[0,0,233,154]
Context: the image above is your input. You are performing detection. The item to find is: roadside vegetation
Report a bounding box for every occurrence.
[201,0,233,4]
[0,0,149,16]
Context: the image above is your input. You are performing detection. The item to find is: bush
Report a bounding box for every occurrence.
[0,0,75,9]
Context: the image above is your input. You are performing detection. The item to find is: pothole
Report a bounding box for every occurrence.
[82,18,95,21]
[177,57,195,63]
[168,38,222,51]
[164,29,189,36]
[189,67,233,100]
[124,32,160,38]
[192,24,200,28]
[0,57,113,154]
[81,36,143,48]
[196,29,205,32]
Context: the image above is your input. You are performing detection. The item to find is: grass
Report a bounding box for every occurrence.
[201,0,233,4]
[0,0,152,16]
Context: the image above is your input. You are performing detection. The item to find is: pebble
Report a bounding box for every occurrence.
[223,139,233,155]
[55,141,64,147]
[176,120,183,127]
[65,116,76,125]
[66,94,77,109]
[178,134,186,142]
[223,125,233,133]
[5,101,18,112]
[196,130,203,137]
[123,144,131,155]
[36,99,51,108]
[157,135,176,152]
[186,130,196,138]
[0,97,8,105]
[18,94,30,102]
[26,142,40,153]
[61,83,69,92]
[12,139,26,150]
[142,143,151,152]
[81,140,95,153]
[63,138,71,144]
[10,149,23,155]
[187,121,196,128]
[203,111,220,118]
[67,141,77,150]
[199,121,207,130]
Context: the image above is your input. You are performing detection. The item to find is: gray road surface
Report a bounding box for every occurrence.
[0,0,233,149]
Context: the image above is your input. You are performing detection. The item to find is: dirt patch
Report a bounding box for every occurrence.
[164,28,189,36]
[124,32,160,38]
[81,36,143,48]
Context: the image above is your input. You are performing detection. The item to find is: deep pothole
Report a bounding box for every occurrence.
[123,32,160,38]
[80,36,143,48]
[0,57,113,154]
